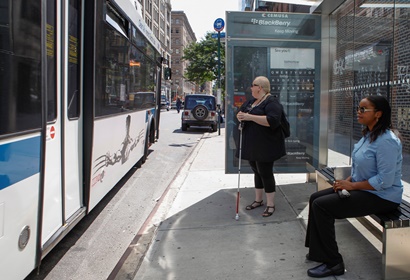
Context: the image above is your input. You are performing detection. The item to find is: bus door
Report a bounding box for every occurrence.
[41,0,84,253]
[61,0,83,223]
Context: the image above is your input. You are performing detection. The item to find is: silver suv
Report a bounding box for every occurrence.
[181,94,218,132]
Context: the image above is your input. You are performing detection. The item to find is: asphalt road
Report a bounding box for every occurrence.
[25,109,212,280]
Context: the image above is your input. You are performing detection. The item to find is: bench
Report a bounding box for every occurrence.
[316,167,410,280]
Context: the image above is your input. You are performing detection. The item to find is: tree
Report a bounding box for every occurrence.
[182,32,225,91]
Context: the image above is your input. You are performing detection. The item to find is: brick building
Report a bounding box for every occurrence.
[135,0,172,97]
[170,11,197,101]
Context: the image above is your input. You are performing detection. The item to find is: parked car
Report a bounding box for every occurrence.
[181,94,217,132]
[161,95,170,111]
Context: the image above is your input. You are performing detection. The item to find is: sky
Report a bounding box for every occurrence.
[171,0,240,40]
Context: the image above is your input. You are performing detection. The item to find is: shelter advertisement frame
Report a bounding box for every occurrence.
[225,12,321,174]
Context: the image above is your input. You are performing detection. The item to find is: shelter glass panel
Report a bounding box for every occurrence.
[328,0,409,185]
[225,12,321,173]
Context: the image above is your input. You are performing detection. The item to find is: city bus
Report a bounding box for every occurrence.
[0,0,169,279]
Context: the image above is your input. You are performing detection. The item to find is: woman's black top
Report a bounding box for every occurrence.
[236,95,286,162]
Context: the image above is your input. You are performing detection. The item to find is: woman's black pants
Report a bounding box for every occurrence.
[248,161,275,193]
[305,188,399,266]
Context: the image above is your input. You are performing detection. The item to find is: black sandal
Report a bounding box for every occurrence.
[262,206,275,217]
[245,200,264,210]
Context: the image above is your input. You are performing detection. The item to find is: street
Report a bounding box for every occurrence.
[26,109,213,280]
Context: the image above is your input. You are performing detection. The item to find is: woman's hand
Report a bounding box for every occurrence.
[334,178,374,192]
[333,180,353,192]
[237,111,271,127]
[237,111,251,122]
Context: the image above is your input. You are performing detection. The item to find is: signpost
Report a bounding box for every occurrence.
[214,18,225,135]
[211,32,225,39]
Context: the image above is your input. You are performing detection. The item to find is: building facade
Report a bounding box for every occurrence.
[170,11,197,101]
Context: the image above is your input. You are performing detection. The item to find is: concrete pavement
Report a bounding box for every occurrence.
[133,128,396,280]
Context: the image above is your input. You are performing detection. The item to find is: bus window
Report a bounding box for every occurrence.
[67,0,81,119]
[128,92,155,110]
[0,0,42,135]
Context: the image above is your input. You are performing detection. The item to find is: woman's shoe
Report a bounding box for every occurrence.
[307,262,345,278]
[245,200,264,210]
[262,206,275,217]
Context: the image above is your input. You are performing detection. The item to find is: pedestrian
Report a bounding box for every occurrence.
[176,96,182,113]
[305,95,403,278]
[236,76,286,217]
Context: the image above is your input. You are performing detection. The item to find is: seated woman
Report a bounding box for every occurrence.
[305,95,403,278]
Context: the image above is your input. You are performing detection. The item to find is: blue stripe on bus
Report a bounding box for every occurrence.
[0,136,41,190]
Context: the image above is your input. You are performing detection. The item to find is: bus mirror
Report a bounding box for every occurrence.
[164,68,172,80]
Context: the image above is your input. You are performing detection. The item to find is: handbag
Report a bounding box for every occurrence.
[281,111,290,138]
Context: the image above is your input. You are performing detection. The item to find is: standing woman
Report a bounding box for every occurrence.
[305,95,403,278]
[236,76,286,217]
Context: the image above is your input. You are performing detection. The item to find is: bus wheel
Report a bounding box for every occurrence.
[142,132,150,163]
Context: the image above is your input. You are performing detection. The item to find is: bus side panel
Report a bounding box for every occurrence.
[0,136,41,280]
[88,112,147,210]
[64,119,83,218]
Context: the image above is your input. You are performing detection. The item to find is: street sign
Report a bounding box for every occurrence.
[213,18,225,32]
[211,32,225,39]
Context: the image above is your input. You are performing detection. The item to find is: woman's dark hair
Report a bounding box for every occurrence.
[362,95,392,142]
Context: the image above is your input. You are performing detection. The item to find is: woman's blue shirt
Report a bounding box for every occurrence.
[351,130,403,203]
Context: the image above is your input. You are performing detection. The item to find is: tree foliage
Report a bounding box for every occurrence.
[181,32,225,90]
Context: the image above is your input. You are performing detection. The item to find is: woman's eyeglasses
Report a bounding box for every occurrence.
[251,84,259,87]
[357,106,377,113]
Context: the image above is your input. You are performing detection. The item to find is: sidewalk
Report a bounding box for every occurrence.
[134,128,386,280]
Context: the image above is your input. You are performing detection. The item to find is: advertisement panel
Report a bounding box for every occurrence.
[225,12,321,173]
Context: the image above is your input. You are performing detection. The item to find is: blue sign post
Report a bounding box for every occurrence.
[214,18,225,135]
[214,18,225,32]
[211,32,225,39]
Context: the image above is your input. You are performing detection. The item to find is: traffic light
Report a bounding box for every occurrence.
[164,67,172,80]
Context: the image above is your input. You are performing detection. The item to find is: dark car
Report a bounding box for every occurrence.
[181,94,217,132]
[160,95,170,111]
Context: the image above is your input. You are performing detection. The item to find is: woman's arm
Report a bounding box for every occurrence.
[236,111,269,127]
[333,179,375,192]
